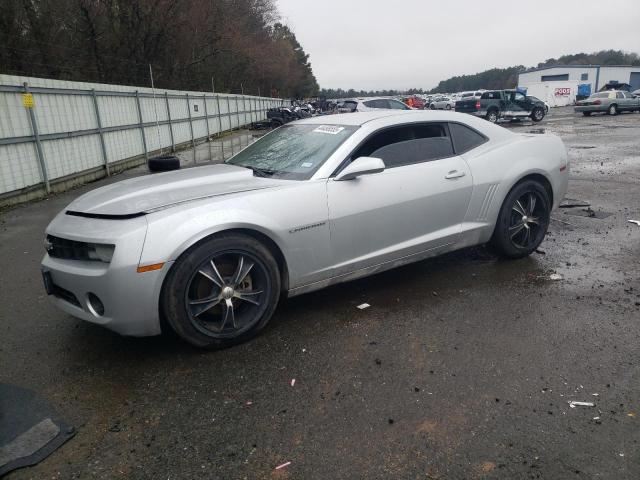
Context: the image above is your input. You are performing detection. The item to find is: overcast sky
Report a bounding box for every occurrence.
[276,0,640,90]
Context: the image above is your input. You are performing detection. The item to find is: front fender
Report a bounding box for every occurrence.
[138,180,331,290]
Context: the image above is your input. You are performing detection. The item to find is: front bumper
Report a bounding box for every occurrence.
[41,211,167,337]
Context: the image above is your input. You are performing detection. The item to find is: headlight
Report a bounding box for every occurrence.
[46,235,115,263]
[88,244,115,263]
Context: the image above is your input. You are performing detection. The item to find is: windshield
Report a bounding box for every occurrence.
[226,124,358,180]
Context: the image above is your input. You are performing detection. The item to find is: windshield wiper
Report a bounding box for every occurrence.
[244,166,276,177]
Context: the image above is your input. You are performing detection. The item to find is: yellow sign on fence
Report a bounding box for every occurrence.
[22,93,35,108]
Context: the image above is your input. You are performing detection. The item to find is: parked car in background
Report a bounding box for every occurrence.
[267,107,299,127]
[352,97,412,112]
[631,89,640,97]
[336,100,358,113]
[455,90,546,123]
[574,91,640,116]
[402,95,426,109]
[41,110,568,348]
[459,91,485,101]
[429,96,455,110]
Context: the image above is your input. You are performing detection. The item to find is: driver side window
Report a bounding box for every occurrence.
[351,123,454,168]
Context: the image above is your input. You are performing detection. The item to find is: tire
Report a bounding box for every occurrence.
[582,111,592,116]
[161,234,281,349]
[445,104,452,110]
[608,104,618,115]
[490,180,551,259]
[430,104,436,110]
[531,107,545,122]
[148,155,180,172]
[486,109,499,123]
[270,119,283,128]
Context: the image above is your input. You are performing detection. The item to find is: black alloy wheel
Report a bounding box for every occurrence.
[162,234,280,348]
[490,180,550,258]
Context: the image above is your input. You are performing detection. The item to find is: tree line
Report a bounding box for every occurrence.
[428,50,640,94]
[319,50,640,98]
[0,0,319,98]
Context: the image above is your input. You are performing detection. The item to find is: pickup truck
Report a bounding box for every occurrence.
[455,90,547,123]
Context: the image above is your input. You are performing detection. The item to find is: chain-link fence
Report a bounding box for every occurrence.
[0,75,285,206]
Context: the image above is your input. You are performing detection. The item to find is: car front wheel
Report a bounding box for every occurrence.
[161,234,281,348]
[608,104,618,115]
[490,180,550,259]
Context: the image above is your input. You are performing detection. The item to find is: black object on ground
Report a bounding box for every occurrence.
[565,208,613,219]
[560,199,591,208]
[148,155,180,172]
[0,384,75,476]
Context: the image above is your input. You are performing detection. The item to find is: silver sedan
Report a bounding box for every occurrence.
[42,111,569,348]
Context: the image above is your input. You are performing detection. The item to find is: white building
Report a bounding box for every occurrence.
[518,65,640,107]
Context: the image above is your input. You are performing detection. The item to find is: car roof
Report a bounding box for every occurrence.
[293,110,487,127]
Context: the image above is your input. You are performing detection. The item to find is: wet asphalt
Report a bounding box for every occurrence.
[1,107,639,479]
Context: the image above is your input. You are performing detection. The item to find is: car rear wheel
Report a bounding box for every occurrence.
[486,110,498,123]
[161,234,281,348]
[608,104,618,115]
[445,104,451,110]
[531,107,545,122]
[582,111,592,116]
[490,180,550,259]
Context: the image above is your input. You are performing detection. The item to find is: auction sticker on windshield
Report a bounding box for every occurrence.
[313,125,345,135]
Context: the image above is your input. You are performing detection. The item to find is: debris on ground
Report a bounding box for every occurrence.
[290,379,296,387]
[551,216,577,227]
[565,208,613,219]
[356,303,370,310]
[549,273,564,281]
[568,401,595,408]
[628,220,640,226]
[560,199,591,208]
[275,461,291,470]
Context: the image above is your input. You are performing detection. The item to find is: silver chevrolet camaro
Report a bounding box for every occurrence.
[41,110,569,348]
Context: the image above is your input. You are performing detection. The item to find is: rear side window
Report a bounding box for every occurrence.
[388,100,410,110]
[363,99,387,108]
[448,123,488,154]
[352,123,454,168]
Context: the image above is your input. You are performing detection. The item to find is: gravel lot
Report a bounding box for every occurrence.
[1,107,639,479]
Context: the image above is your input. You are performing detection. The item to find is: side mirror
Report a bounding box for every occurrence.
[334,156,385,181]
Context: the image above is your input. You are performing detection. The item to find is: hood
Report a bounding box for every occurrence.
[66,164,285,216]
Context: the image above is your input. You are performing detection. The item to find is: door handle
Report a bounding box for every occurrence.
[445,170,466,179]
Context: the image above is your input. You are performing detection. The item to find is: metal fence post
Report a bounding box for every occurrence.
[23,82,50,193]
[203,94,211,140]
[226,95,234,154]
[135,90,148,159]
[215,94,224,159]
[186,93,195,150]
[242,95,247,127]
[91,89,110,176]
[164,92,175,152]
[235,95,241,129]
[203,94,212,162]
